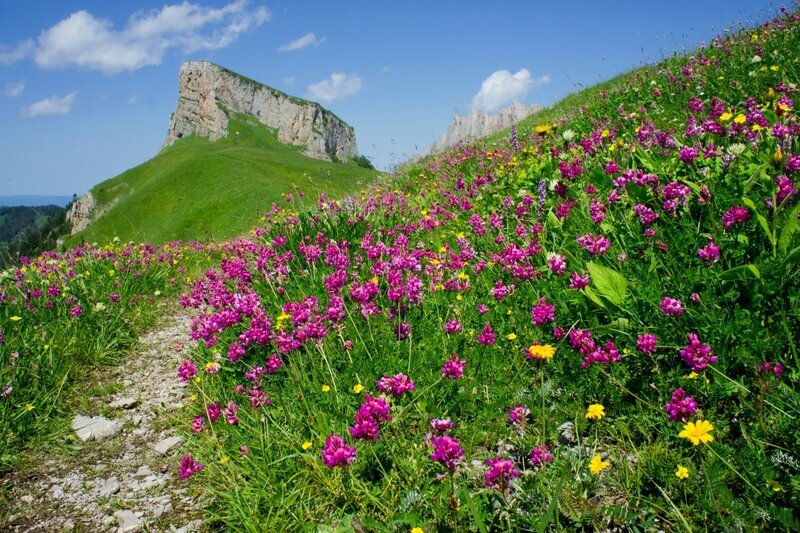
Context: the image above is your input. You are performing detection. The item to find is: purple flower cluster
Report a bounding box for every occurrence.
[178,454,205,480]
[441,353,467,380]
[376,373,415,398]
[484,457,521,490]
[321,434,356,468]
[508,404,530,428]
[350,394,392,440]
[659,297,685,316]
[576,233,611,256]
[476,322,496,346]
[679,333,717,372]
[177,359,197,382]
[636,333,658,355]
[528,444,553,468]
[722,205,750,228]
[697,239,720,263]
[429,435,464,471]
[664,388,698,422]
[531,298,556,326]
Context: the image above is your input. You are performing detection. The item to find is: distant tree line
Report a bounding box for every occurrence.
[0,206,71,269]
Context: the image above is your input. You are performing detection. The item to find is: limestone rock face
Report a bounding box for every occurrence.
[164,61,359,162]
[65,191,95,235]
[430,101,542,154]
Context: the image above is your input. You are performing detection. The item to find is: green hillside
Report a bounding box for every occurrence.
[68,113,378,245]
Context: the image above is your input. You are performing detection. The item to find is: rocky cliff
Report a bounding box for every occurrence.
[429,102,542,154]
[65,192,95,235]
[164,61,359,162]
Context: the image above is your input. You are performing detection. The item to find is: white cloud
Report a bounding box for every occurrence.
[4,80,25,98]
[307,72,362,103]
[20,91,78,118]
[283,76,295,85]
[277,32,324,53]
[0,40,34,65]
[1,1,270,74]
[472,68,550,113]
[127,95,138,104]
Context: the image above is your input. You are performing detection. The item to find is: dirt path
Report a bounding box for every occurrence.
[3,307,204,532]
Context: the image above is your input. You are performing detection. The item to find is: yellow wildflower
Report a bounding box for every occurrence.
[353,383,364,394]
[411,528,424,533]
[719,112,733,122]
[770,65,779,71]
[589,454,610,474]
[675,465,689,479]
[678,420,714,445]
[506,333,517,341]
[527,344,555,361]
[585,404,606,421]
[302,441,313,451]
[601,129,610,138]
[10,316,22,322]
[25,403,35,411]
[321,384,331,393]
[220,456,229,464]
[733,114,747,124]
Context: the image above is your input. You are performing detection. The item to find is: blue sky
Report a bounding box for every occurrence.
[0,0,780,197]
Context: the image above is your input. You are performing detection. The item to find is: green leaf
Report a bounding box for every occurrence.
[587,262,628,306]
[742,197,776,247]
[778,201,800,253]
[583,286,606,308]
[719,264,761,282]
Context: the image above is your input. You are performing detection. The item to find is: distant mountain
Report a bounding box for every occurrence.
[0,195,73,207]
[429,102,542,154]
[0,205,69,267]
[65,62,377,245]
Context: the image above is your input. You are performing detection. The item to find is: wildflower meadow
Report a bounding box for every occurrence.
[3,6,800,532]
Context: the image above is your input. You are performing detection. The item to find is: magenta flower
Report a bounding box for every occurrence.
[528,444,553,468]
[206,402,221,422]
[548,254,567,276]
[177,359,197,382]
[636,334,658,355]
[679,333,717,372]
[679,146,699,164]
[569,271,590,290]
[531,298,556,326]
[191,415,204,433]
[69,305,83,317]
[697,239,720,263]
[722,205,750,228]
[321,434,356,468]
[484,457,521,490]
[441,353,467,380]
[178,454,205,480]
[350,394,392,440]
[576,233,611,256]
[429,435,465,471]
[376,373,415,398]
[659,297,685,316]
[477,322,496,346]
[224,400,239,425]
[664,388,698,422]
[757,361,785,378]
[476,304,489,315]
[444,317,462,335]
[429,417,455,434]
[508,404,530,428]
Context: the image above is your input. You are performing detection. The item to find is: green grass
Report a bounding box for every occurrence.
[69,113,378,245]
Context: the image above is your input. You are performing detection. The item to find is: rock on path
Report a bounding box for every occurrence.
[3,307,205,532]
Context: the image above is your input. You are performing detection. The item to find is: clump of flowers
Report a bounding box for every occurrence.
[178,454,205,480]
[528,444,552,468]
[659,297,685,316]
[350,394,392,440]
[376,373,415,398]
[429,435,464,472]
[697,239,720,263]
[508,404,530,428]
[679,333,717,372]
[476,322,496,346]
[664,388,698,422]
[321,434,356,467]
[177,359,197,382]
[636,333,658,355]
[441,353,467,380]
[722,205,750,228]
[531,298,556,326]
[484,457,521,491]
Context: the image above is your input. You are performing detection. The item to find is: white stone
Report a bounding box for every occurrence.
[152,436,183,455]
[97,478,121,498]
[113,509,142,533]
[109,397,138,409]
[72,415,122,442]
[135,465,153,478]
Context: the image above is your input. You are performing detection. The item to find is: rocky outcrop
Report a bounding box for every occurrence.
[65,191,95,235]
[164,61,359,162]
[430,102,542,154]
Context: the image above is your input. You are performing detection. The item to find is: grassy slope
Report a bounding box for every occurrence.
[69,114,378,245]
